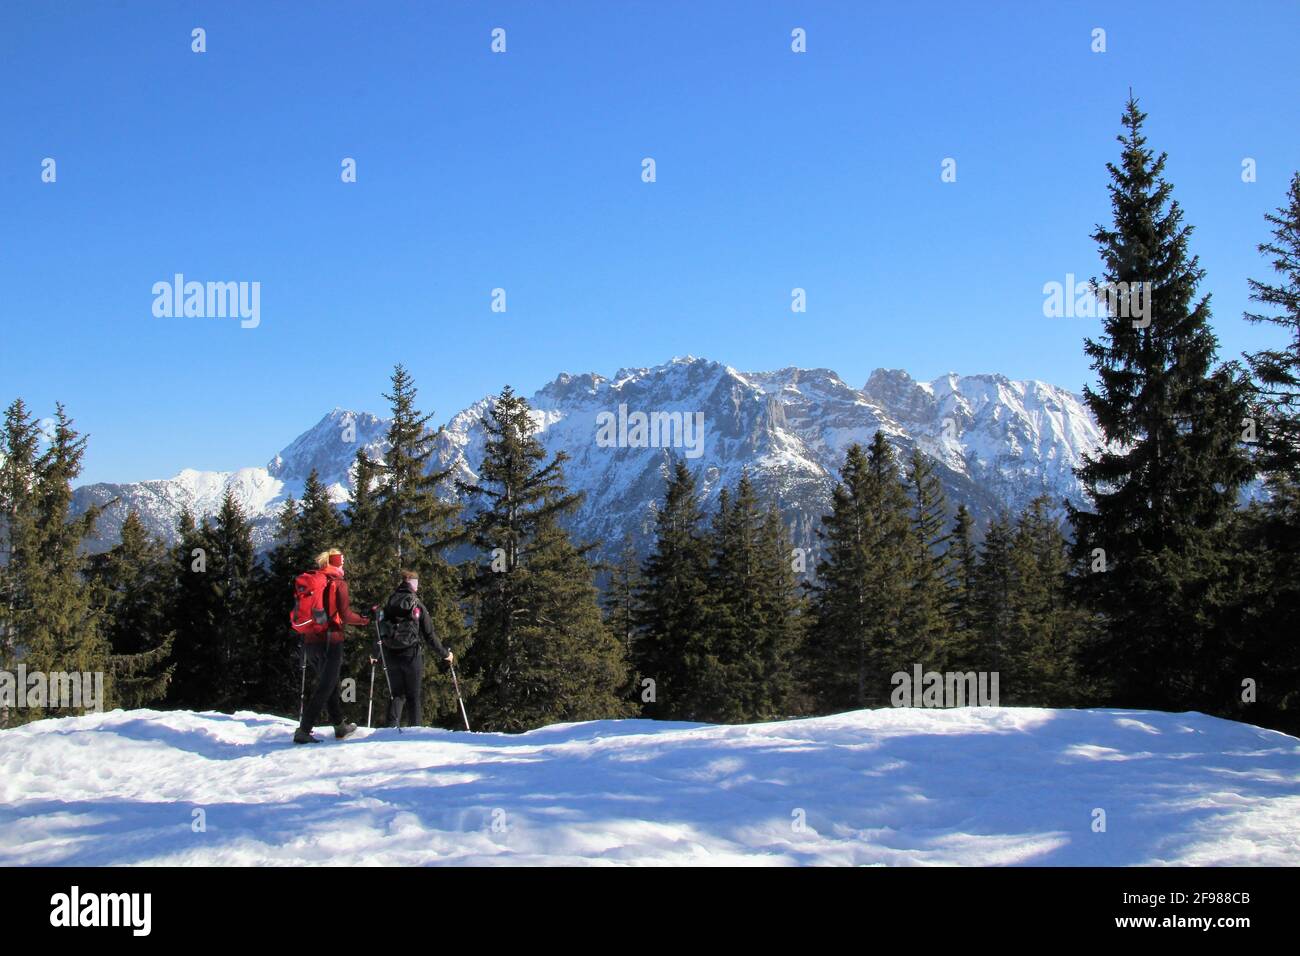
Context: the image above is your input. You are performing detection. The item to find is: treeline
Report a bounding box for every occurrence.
[3,98,1299,734]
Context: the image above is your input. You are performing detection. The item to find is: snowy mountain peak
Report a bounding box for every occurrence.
[72,357,1104,556]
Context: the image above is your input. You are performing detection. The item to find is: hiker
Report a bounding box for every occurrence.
[295,548,369,744]
[375,570,453,728]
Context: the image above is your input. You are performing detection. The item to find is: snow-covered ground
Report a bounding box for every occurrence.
[2,707,1297,866]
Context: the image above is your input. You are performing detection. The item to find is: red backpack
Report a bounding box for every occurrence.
[289,570,334,637]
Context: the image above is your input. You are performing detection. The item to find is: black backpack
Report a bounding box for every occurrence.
[381,590,423,650]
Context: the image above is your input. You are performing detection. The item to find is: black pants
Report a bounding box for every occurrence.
[385,645,423,727]
[301,639,344,732]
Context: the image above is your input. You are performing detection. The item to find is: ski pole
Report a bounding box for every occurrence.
[448,660,471,732]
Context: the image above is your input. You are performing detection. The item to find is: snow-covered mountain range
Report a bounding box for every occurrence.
[71,357,1103,558]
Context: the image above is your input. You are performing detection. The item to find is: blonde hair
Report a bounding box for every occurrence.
[315,548,343,569]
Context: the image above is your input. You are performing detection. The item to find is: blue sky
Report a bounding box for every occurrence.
[2,1,1298,485]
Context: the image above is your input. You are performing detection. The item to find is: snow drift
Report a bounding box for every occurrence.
[1,707,1297,866]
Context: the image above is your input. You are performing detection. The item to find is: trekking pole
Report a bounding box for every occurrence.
[448,660,471,732]
[372,611,398,732]
[298,637,308,724]
[366,658,376,728]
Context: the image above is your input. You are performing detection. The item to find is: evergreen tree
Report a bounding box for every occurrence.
[167,507,217,708]
[1,403,111,723]
[348,367,467,728]
[702,475,804,722]
[902,448,952,671]
[971,512,1015,677]
[602,532,644,703]
[946,504,979,669]
[0,400,41,727]
[634,460,711,719]
[1068,96,1254,711]
[254,495,303,715]
[1243,171,1300,483]
[752,499,804,718]
[458,387,631,731]
[1233,174,1300,732]
[1005,498,1084,706]
[21,407,112,721]
[202,489,262,711]
[806,434,913,711]
[87,512,175,709]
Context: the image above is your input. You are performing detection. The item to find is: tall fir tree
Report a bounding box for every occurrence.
[1243,171,1300,483]
[458,387,631,731]
[946,504,980,669]
[1068,96,1254,711]
[971,511,1015,676]
[634,459,711,719]
[201,489,262,711]
[1005,498,1085,706]
[602,532,644,703]
[254,495,303,715]
[0,400,41,726]
[167,507,217,708]
[1,403,112,723]
[23,407,112,721]
[87,511,176,709]
[349,367,467,727]
[902,448,952,671]
[806,434,913,711]
[1233,171,1300,732]
[752,499,804,718]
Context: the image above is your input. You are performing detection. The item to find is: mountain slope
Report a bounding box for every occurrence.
[72,357,1103,557]
[2,707,1296,866]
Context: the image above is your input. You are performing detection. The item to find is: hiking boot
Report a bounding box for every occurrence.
[334,722,358,740]
[294,728,321,744]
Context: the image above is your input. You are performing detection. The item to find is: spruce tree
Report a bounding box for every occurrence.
[946,504,979,669]
[902,448,952,671]
[20,406,112,721]
[1243,171,1300,483]
[634,459,711,719]
[88,511,176,709]
[602,532,644,703]
[806,434,913,711]
[255,495,303,715]
[1006,498,1083,706]
[752,499,804,718]
[202,489,262,711]
[458,387,631,731]
[0,400,41,727]
[167,508,217,708]
[971,511,1015,677]
[1068,96,1254,711]
[350,367,467,727]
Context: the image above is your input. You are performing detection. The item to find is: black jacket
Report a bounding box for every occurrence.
[378,582,449,659]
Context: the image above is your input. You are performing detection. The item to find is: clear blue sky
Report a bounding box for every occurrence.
[2,1,1297,485]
